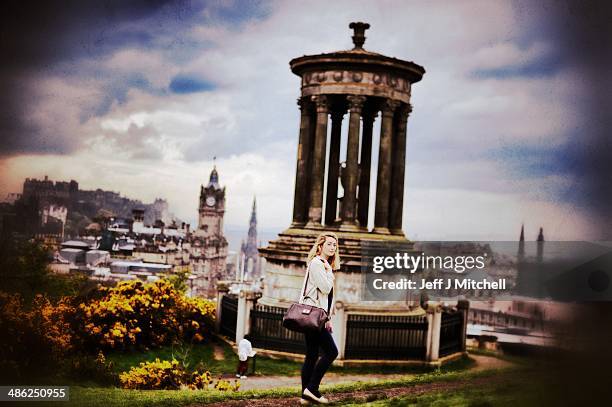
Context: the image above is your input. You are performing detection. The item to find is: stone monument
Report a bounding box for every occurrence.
[220,23,466,363]
[259,22,425,313]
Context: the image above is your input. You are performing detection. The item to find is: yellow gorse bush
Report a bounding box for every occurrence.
[214,378,241,392]
[1,278,216,381]
[119,358,238,391]
[0,292,76,378]
[78,279,215,350]
[119,358,185,390]
[31,294,75,356]
[0,292,75,357]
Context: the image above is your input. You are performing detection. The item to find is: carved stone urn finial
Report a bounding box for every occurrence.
[349,22,370,50]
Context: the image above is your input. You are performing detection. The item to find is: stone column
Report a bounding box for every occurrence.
[243,291,257,337]
[357,110,377,229]
[389,103,412,235]
[236,289,247,344]
[307,106,317,206]
[373,99,399,234]
[307,95,329,227]
[215,285,229,334]
[291,98,313,227]
[457,300,470,352]
[330,301,346,359]
[325,110,344,226]
[425,302,442,363]
[340,95,366,230]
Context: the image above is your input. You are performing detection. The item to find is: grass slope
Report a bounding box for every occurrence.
[50,366,520,407]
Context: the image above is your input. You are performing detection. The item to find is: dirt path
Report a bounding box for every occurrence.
[200,373,508,406]
[231,354,511,392]
[470,353,512,371]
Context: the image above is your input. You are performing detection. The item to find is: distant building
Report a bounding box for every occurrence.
[2,193,22,204]
[18,175,181,239]
[43,168,229,298]
[22,175,78,204]
[8,176,77,239]
[41,203,68,238]
[0,202,17,237]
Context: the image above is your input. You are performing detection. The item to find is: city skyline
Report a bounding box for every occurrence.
[1,1,609,240]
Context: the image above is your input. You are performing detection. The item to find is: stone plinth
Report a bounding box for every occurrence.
[258,226,422,312]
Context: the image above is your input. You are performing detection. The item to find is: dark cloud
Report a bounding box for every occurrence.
[0,0,269,157]
[471,51,563,79]
[0,1,177,70]
[0,76,86,157]
[0,96,47,155]
[0,0,270,75]
[492,142,578,179]
[169,74,216,94]
[0,0,181,156]
[86,73,167,120]
[213,0,271,25]
[511,0,612,238]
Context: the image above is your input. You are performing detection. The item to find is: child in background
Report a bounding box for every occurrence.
[236,334,256,379]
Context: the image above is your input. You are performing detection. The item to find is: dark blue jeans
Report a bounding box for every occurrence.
[301,327,339,396]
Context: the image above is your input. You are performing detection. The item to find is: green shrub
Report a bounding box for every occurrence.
[66,351,117,386]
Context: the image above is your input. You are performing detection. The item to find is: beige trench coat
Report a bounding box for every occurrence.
[298,256,336,317]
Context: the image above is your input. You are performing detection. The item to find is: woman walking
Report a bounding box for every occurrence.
[300,232,340,405]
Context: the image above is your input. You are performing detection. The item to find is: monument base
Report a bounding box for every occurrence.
[258,226,420,311]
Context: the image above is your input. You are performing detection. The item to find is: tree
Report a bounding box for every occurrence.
[0,236,90,302]
[0,237,50,301]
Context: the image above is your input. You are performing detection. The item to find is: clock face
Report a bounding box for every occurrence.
[206,196,216,207]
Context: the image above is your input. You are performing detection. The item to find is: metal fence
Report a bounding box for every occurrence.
[222,298,463,361]
[439,310,464,357]
[344,314,428,360]
[220,295,238,339]
[249,304,306,354]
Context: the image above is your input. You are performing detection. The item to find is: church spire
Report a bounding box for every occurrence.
[240,195,260,280]
[537,227,544,262]
[250,196,257,224]
[248,196,257,241]
[518,223,525,259]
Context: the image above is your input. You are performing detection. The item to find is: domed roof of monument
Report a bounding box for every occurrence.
[290,22,425,83]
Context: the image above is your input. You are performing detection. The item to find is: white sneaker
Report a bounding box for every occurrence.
[302,388,329,404]
[235,374,241,378]
[240,375,247,379]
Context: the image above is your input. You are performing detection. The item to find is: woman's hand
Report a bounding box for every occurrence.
[325,320,333,333]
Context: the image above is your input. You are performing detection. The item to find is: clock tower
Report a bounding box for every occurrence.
[189,166,229,298]
[196,166,225,237]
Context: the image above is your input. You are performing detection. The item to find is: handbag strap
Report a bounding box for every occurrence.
[303,269,310,297]
[300,260,313,302]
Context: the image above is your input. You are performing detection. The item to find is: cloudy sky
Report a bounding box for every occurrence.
[1,0,610,241]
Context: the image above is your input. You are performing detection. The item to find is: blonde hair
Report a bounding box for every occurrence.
[307,232,341,270]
